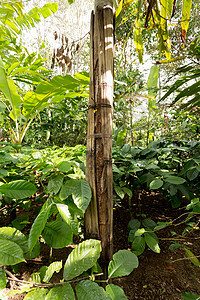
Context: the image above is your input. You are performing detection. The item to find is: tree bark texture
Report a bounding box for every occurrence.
[85,1,114,266]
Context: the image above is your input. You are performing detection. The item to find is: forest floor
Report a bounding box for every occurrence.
[2,191,200,299]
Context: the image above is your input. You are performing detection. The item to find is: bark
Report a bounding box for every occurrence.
[85,0,114,269]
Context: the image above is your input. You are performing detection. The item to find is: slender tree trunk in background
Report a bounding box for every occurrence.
[85,0,114,271]
[123,105,127,144]
[130,103,134,146]
[147,119,150,146]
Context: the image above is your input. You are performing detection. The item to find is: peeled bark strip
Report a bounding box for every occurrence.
[85,0,114,266]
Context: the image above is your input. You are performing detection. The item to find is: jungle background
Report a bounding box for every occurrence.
[0,0,200,299]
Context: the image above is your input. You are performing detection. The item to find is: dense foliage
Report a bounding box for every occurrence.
[0,0,199,298]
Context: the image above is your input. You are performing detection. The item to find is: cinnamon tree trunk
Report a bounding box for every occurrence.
[85,0,114,268]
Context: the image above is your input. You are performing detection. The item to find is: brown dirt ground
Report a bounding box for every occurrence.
[2,191,200,299]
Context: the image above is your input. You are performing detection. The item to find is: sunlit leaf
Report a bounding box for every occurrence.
[106,284,128,299]
[63,239,101,280]
[0,238,25,265]
[76,280,110,300]
[185,248,200,267]
[181,0,192,37]
[108,250,138,279]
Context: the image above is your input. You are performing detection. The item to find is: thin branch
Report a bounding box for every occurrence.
[2,268,103,288]
[71,32,90,44]
[171,255,200,263]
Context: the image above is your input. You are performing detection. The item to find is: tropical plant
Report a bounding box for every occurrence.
[0,1,58,57]
[0,58,89,148]
[113,140,200,208]
[0,144,88,227]
[160,62,200,113]
[128,218,161,255]
[116,0,193,62]
[0,239,138,299]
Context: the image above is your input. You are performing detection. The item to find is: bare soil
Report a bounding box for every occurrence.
[2,191,200,299]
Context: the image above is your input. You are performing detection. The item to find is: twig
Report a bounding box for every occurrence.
[2,268,103,288]
[171,255,200,263]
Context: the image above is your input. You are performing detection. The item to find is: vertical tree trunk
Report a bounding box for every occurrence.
[85,0,114,269]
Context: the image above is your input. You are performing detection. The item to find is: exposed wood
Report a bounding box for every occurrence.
[85,11,99,240]
[85,0,114,268]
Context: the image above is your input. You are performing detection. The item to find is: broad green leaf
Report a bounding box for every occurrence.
[63,239,101,280]
[47,174,64,195]
[114,186,125,199]
[149,179,163,190]
[133,18,143,63]
[169,184,178,196]
[182,292,200,300]
[140,172,154,185]
[35,74,80,95]
[73,72,90,83]
[116,129,126,146]
[0,56,21,120]
[108,250,138,279]
[56,161,71,172]
[28,204,52,252]
[160,0,173,20]
[0,238,25,265]
[60,179,91,212]
[131,236,146,256]
[147,65,159,97]
[187,168,199,181]
[154,222,169,230]
[0,227,29,256]
[42,219,72,249]
[43,261,62,283]
[144,233,160,253]
[181,0,192,36]
[128,219,141,231]
[56,203,79,234]
[24,288,48,300]
[121,144,131,154]
[22,73,88,120]
[22,91,46,118]
[135,228,146,236]
[128,229,139,243]
[185,248,200,267]
[165,176,186,185]
[0,180,37,199]
[0,168,8,177]
[106,284,128,300]
[59,180,79,200]
[145,164,159,170]
[142,219,156,230]
[123,187,132,198]
[178,184,191,200]
[75,280,110,300]
[115,0,123,25]
[0,267,6,289]
[144,231,159,241]
[45,283,75,300]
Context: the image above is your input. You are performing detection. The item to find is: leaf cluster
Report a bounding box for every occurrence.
[113,140,200,208]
